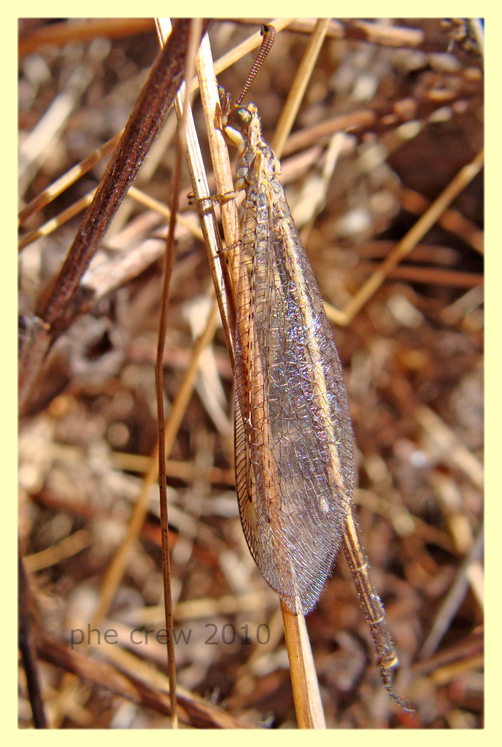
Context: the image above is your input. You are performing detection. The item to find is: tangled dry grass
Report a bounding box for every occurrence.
[18,19,483,728]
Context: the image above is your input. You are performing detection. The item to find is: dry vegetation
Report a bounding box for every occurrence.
[18,19,483,728]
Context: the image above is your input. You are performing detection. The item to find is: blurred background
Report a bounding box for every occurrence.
[18,19,483,728]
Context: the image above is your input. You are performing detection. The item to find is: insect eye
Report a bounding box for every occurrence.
[234,106,252,127]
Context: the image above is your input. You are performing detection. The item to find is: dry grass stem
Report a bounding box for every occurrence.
[18,18,483,729]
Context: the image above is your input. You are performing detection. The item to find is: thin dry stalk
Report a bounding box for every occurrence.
[336,148,485,325]
[18,18,483,729]
[193,24,328,728]
[271,18,331,158]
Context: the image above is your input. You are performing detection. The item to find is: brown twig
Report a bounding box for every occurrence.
[19,19,195,410]
[35,631,249,728]
[18,19,484,729]
[18,547,48,728]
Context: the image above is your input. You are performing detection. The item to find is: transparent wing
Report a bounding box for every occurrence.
[234,161,355,615]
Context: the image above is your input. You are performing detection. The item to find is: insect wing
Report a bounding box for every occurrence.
[234,153,355,614]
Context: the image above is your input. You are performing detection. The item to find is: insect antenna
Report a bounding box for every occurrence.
[235,24,276,107]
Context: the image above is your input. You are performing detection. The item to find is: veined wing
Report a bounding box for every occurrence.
[234,151,355,615]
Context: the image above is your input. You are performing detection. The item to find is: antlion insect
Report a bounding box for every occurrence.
[17,18,484,730]
[216,26,412,711]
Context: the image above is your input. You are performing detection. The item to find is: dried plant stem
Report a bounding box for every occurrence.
[19,18,195,411]
[212,18,295,78]
[35,629,248,728]
[419,524,484,661]
[193,24,326,729]
[281,602,326,728]
[271,18,330,158]
[153,16,206,729]
[18,132,121,227]
[332,147,485,326]
[19,549,47,728]
[91,302,220,630]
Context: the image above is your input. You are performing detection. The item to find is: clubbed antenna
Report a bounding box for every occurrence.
[235,24,276,107]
